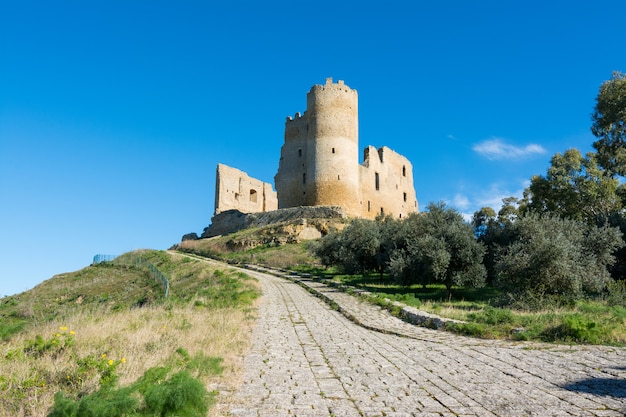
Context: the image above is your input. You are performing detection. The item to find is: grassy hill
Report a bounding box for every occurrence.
[0,250,259,417]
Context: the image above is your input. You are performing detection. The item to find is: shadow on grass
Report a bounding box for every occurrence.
[327,274,500,303]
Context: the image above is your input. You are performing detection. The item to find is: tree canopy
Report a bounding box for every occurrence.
[592,71,626,176]
[520,149,622,224]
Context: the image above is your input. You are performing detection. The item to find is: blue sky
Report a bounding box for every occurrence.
[1,1,625,296]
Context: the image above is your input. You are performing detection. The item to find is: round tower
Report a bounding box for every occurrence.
[305,78,360,215]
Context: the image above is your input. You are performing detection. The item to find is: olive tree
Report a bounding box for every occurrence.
[495,213,623,304]
[389,203,486,292]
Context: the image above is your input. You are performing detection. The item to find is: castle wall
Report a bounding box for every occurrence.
[214,163,278,215]
[359,146,418,219]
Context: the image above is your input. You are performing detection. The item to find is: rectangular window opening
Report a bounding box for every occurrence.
[375,172,380,191]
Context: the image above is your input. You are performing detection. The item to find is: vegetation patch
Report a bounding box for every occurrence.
[0,250,259,416]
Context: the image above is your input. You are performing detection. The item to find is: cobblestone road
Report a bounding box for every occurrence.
[226,267,626,417]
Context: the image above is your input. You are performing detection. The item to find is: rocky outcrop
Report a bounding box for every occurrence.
[200,205,347,239]
[181,233,199,241]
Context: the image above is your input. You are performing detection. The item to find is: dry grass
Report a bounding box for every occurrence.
[0,301,258,417]
[0,250,261,417]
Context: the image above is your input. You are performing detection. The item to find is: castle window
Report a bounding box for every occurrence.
[402,165,406,177]
[399,213,402,219]
[367,201,371,212]
[338,175,340,180]
[249,189,257,203]
[332,148,335,154]
[235,193,239,200]
[303,173,306,184]
[380,207,384,215]
[403,192,407,202]
[375,172,380,191]
[298,149,302,157]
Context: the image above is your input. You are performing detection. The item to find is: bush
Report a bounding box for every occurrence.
[605,279,626,307]
[541,315,602,344]
[495,213,623,305]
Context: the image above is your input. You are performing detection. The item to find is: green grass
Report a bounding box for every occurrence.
[0,249,260,341]
[176,239,626,346]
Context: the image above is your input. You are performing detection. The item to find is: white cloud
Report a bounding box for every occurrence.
[473,138,546,160]
[453,193,470,210]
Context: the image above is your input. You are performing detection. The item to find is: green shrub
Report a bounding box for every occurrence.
[605,279,626,307]
[542,315,602,344]
[48,368,211,417]
[143,371,209,417]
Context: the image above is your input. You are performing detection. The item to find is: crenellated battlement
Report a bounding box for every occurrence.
[286,111,304,122]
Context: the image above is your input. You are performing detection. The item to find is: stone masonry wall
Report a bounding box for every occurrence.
[214,163,278,215]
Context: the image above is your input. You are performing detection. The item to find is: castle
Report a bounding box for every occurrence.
[213,78,418,222]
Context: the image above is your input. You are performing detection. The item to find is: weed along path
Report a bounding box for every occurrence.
[210,262,626,416]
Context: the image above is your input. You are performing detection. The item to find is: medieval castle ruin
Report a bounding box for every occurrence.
[206,78,418,237]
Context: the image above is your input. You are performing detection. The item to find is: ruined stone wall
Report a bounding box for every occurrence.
[359,146,418,219]
[214,163,278,215]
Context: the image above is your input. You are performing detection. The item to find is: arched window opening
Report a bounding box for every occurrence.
[402,165,406,177]
[332,148,336,154]
[298,149,302,157]
[249,189,258,203]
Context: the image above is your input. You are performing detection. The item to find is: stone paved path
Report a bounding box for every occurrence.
[224,265,626,417]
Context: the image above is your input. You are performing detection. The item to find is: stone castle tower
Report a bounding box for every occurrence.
[210,78,418,226]
[275,78,418,219]
[275,78,360,215]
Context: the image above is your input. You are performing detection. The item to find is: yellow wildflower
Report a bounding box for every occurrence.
[70,331,75,335]
[55,333,61,338]
[121,357,127,364]
[108,359,114,366]
[59,326,68,331]
[101,353,107,359]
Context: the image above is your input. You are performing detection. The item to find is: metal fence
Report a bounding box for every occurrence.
[92,253,170,298]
